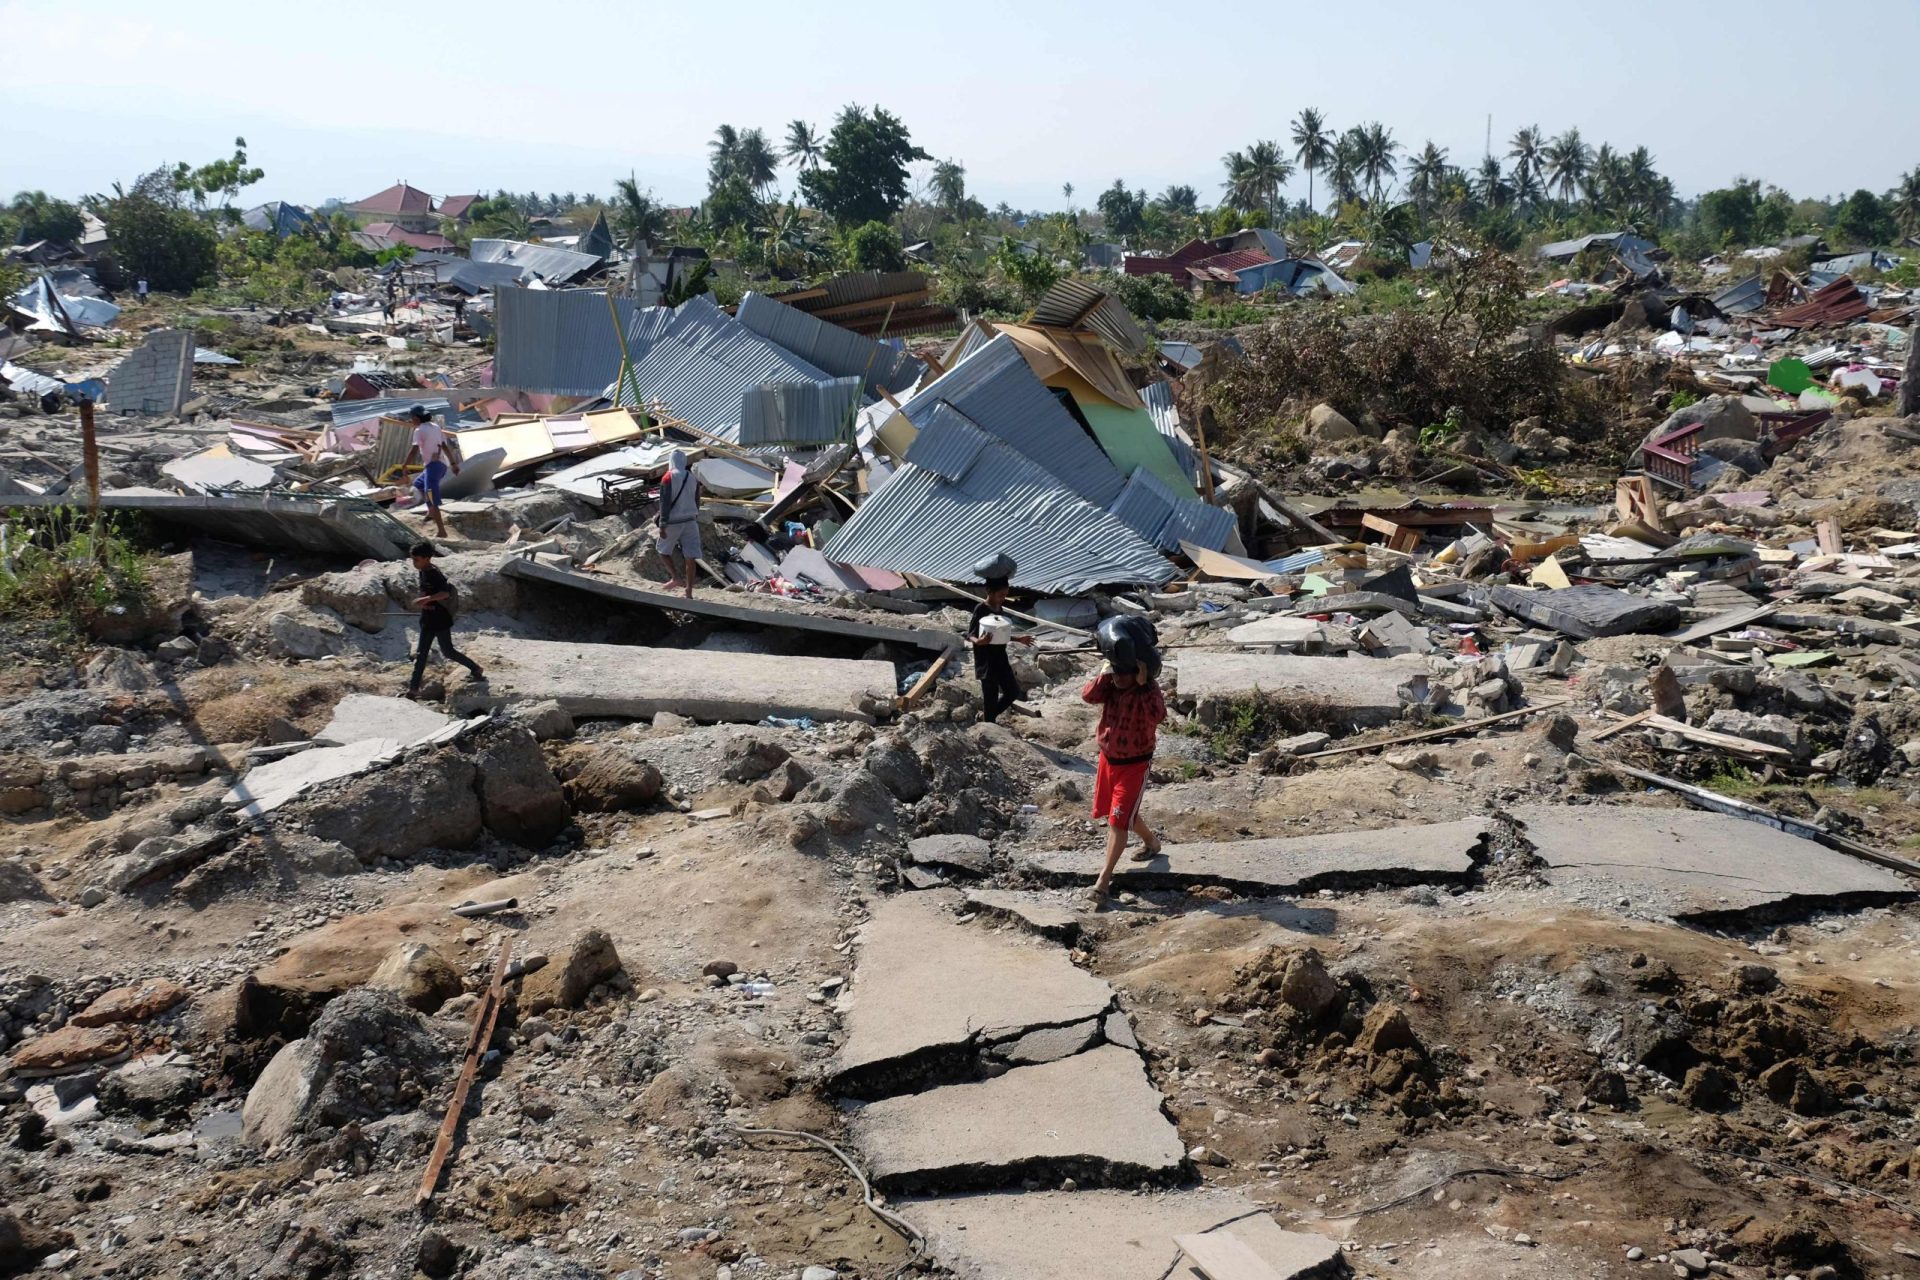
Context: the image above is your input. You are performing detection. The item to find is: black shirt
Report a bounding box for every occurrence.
[967,602,1010,676]
[418,564,455,623]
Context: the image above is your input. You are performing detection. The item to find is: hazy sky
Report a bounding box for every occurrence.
[3,0,1912,214]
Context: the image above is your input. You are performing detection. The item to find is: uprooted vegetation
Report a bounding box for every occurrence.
[1200,247,1618,459]
[0,508,159,644]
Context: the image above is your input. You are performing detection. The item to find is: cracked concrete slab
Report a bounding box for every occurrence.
[1513,804,1916,922]
[961,889,1081,942]
[903,1188,1343,1280]
[831,892,1113,1096]
[909,833,995,876]
[847,1044,1185,1194]
[314,694,452,747]
[1175,651,1432,726]
[1022,817,1489,895]
[994,1019,1101,1065]
[466,637,895,724]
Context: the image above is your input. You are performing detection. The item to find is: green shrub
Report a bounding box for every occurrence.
[0,507,155,642]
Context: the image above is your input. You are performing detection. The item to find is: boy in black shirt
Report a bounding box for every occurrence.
[407,541,485,697]
[965,574,1033,723]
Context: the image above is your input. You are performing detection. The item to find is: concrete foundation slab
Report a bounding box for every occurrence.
[1513,803,1916,922]
[909,833,994,876]
[904,1189,1340,1280]
[847,1044,1184,1193]
[224,739,405,819]
[466,637,896,724]
[315,695,453,747]
[831,893,1113,1096]
[1226,616,1332,648]
[1175,651,1431,726]
[1023,817,1489,895]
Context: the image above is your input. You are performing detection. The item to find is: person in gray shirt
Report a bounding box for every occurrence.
[656,450,702,599]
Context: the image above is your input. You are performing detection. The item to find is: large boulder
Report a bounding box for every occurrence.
[520,929,624,1014]
[0,859,48,901]
[471,725,568,847]
[554,744,661,812]
[302,552,523,634]
[863,735,928,802]
[242,986,454,1148]
[1643,394,1756,448]
[265,603,354,659]
[286,756,483,861]
[98,1054,203,1117]
[367,942,463,1013]
[1304,402,1362,445]
[721,736,790,783]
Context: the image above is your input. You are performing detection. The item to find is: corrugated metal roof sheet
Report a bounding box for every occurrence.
[471,238,603,282]
[736,292,924,395]
[1771,277,1871,329]
[493,287,637,395]
[1711,274,1767,316]
[1193,248,1275,274]
[607,295,835,442]
[328,396,453,428]
[1026,278,1148,356]
[896,334,1125,509]
[822,404,1175,593]
[1105,465,1236,552]
[739,376,864,446]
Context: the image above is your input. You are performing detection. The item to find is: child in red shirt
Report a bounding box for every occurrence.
[1082,658,1167,904]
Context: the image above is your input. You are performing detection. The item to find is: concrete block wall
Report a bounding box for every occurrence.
[103,329,194,416]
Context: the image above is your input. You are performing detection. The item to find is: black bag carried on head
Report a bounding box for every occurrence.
[1095,614,1160,679]
[972,551,1016,581]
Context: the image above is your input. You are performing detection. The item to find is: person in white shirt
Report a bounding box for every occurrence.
[656,450,702,598]
[401,405,461,538]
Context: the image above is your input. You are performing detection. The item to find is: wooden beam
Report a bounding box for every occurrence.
[1295,698,1570,761]
[1590,709,1655,741]
[418,941,511,1204]
[906,573,1093,638]
[896,650,951,710]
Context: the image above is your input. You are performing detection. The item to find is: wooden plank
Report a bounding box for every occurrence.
[1816,517,1842,555]
[1180,539,1282,582]
[503,558,959,652]
[1174,1231,1286,1280]
[897,651,951,710]
[1296,698,1571,761]
[418,941,511,1204]
[1668,602,1779,644]
[1590,709,1655,742]
[1605,711,1791,757]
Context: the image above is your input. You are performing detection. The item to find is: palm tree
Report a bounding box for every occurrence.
[1625,146,1659,211]
[1507,125,1545,191]
[481,206,533,241]
[1408,142,1449,217]
[1160,184,1198,216]
[931,159,967,213]
[1473,156,1510,210]
[1545,129,1590,204]
[612,173,669,253]
[783,120,822,171]
[1586,144,1626,214]
[1291,108,1333,212]
[709,124,741,186]
[1328,132,1361,207]
[1512,165,1544,216]
[737,128,779,189]
[1244,139,1293,224]
[1357,122,1399,205]
[1062,181,1074,209]
[1220,149,1254,211]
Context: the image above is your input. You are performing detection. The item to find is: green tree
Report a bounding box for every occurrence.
[1292,107,1333,212]
[8,191,84,244]
[1407,143,1449,219]
[1506,125,1544,191]
[480,205,534,240]
[612,173,670,252]
[1545,129,1590,204]
[1159,184,1198,216]
[705,174,759,235]
[993,238,1060,302]
[1097,180,1146,239]
[1697,179,1761,246]
[708,124,742,187]
[97,182,217,291]
[1328,130,1362,206]
[800,105,929,228]
[783,120,823,171]
[1106,270,1191,322]
[1240,140,1293,224]
[1357,122,1399,205]
[843,219,906,272]
[1833,188,1897,247]
[736,128,779,189]
[171,137,263,215]
[931,159,967,214]
[1893,168,1920,239]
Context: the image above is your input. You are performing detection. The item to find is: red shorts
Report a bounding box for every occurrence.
[1092,756,1150,828]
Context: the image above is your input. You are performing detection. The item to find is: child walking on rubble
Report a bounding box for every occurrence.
[965,569,1034,723]
[1082,654,1165,907]
[406,540,485,699]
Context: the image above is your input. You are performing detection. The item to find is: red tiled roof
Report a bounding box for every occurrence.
[349,182,435,216]
[1192,248,1275,273]
[437,194,479,219]
[363,223,454,252]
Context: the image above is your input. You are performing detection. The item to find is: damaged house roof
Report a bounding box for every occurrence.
[347,182,435,217]
[1026,277,1148,357]
[822,402,1177,593]
[470,238,604,283]
[735,292,925,396]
